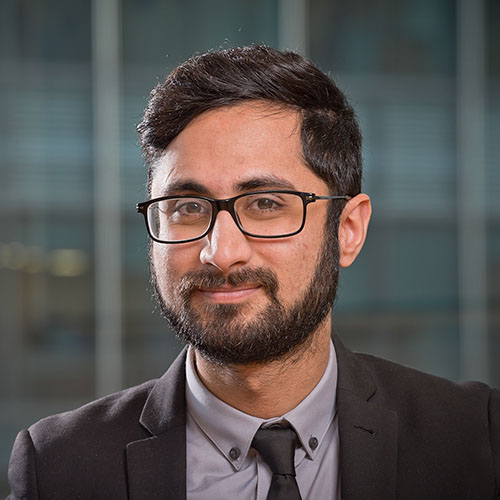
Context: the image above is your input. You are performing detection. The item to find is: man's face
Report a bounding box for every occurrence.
[150,102,339,365]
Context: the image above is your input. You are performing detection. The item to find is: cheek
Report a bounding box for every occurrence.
[151,245,181,297]
[261,239,320,302]
[152,243,203,294]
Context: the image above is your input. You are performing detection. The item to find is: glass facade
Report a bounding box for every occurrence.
[1,1,498,495]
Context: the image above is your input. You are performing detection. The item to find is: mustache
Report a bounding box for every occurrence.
[178,267,279,301]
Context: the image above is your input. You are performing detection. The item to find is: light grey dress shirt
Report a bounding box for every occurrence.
[185,340,340,499]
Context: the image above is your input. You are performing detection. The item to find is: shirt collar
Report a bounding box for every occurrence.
[185,340,338,470]
[282,339,338,460]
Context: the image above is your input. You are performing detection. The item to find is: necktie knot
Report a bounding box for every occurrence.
[251,425,298,475]
[251,424,302,500]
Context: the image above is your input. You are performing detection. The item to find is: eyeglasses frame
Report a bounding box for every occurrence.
[136,190,351,244]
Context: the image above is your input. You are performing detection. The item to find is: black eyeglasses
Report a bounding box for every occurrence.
[136,190,350,244]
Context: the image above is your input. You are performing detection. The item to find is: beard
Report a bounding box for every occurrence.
[151,224,339,366]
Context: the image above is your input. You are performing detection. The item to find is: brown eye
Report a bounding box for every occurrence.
[181,202,203,214]
[256,198,278,210]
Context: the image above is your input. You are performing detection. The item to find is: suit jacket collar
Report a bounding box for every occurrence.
[333,332,398,500]
[126,349,188,500]
[126,336,398,500]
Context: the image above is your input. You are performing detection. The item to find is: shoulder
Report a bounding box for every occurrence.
[356,352,497,412]
[338,334,499,495]
[334,333,498,418]
[8,350,188,499]
[355,352,500,460]
[28,348,188,446]
[28,378,158,453]
[8,379,161,500]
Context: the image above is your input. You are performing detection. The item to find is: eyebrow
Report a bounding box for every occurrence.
[161,179,211,196]
[235,175,296,192]
[162,175,297,197]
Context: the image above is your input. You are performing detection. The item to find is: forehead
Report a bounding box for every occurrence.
[150,102,327,197]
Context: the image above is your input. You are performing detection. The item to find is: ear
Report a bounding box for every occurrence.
[338,194,372,268]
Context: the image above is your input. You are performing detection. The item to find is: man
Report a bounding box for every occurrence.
[7,46,500,500]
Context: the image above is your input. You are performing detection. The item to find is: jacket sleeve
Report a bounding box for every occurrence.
[491,389,500,499]
[7,430,40,500]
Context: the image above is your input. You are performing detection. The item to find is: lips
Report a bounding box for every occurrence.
[178,267,279,303]
[197,285,261,303]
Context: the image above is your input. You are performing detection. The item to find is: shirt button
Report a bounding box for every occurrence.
[229,447,240,460]
[309,437,319,450]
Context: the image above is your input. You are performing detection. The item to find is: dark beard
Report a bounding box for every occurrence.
[151,227,339,366]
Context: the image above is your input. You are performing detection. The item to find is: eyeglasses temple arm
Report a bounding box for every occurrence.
[314,195,352,201]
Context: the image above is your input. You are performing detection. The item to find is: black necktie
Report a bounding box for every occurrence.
[251,425,302,500]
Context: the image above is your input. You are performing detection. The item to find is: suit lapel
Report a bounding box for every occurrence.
[126,350,188,500]
[333,334,398,500]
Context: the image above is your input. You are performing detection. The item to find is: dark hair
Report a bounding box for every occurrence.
[138,45,362,199]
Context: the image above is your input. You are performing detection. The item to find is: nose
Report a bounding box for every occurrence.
[199,210,253,272]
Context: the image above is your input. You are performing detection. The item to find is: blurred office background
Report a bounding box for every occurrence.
[1,0,499,494]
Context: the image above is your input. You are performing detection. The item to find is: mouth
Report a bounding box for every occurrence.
[196,285,261,303]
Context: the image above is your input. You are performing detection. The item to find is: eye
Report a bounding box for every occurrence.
[160,198,211,222]
[245,194,285,210]
[239,193,288,218]
[254,197,280,210]
[176,201,204,215]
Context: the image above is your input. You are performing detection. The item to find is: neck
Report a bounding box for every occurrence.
[193,320,332,419]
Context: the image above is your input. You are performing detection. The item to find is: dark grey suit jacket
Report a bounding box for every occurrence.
[7,334,500,499]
